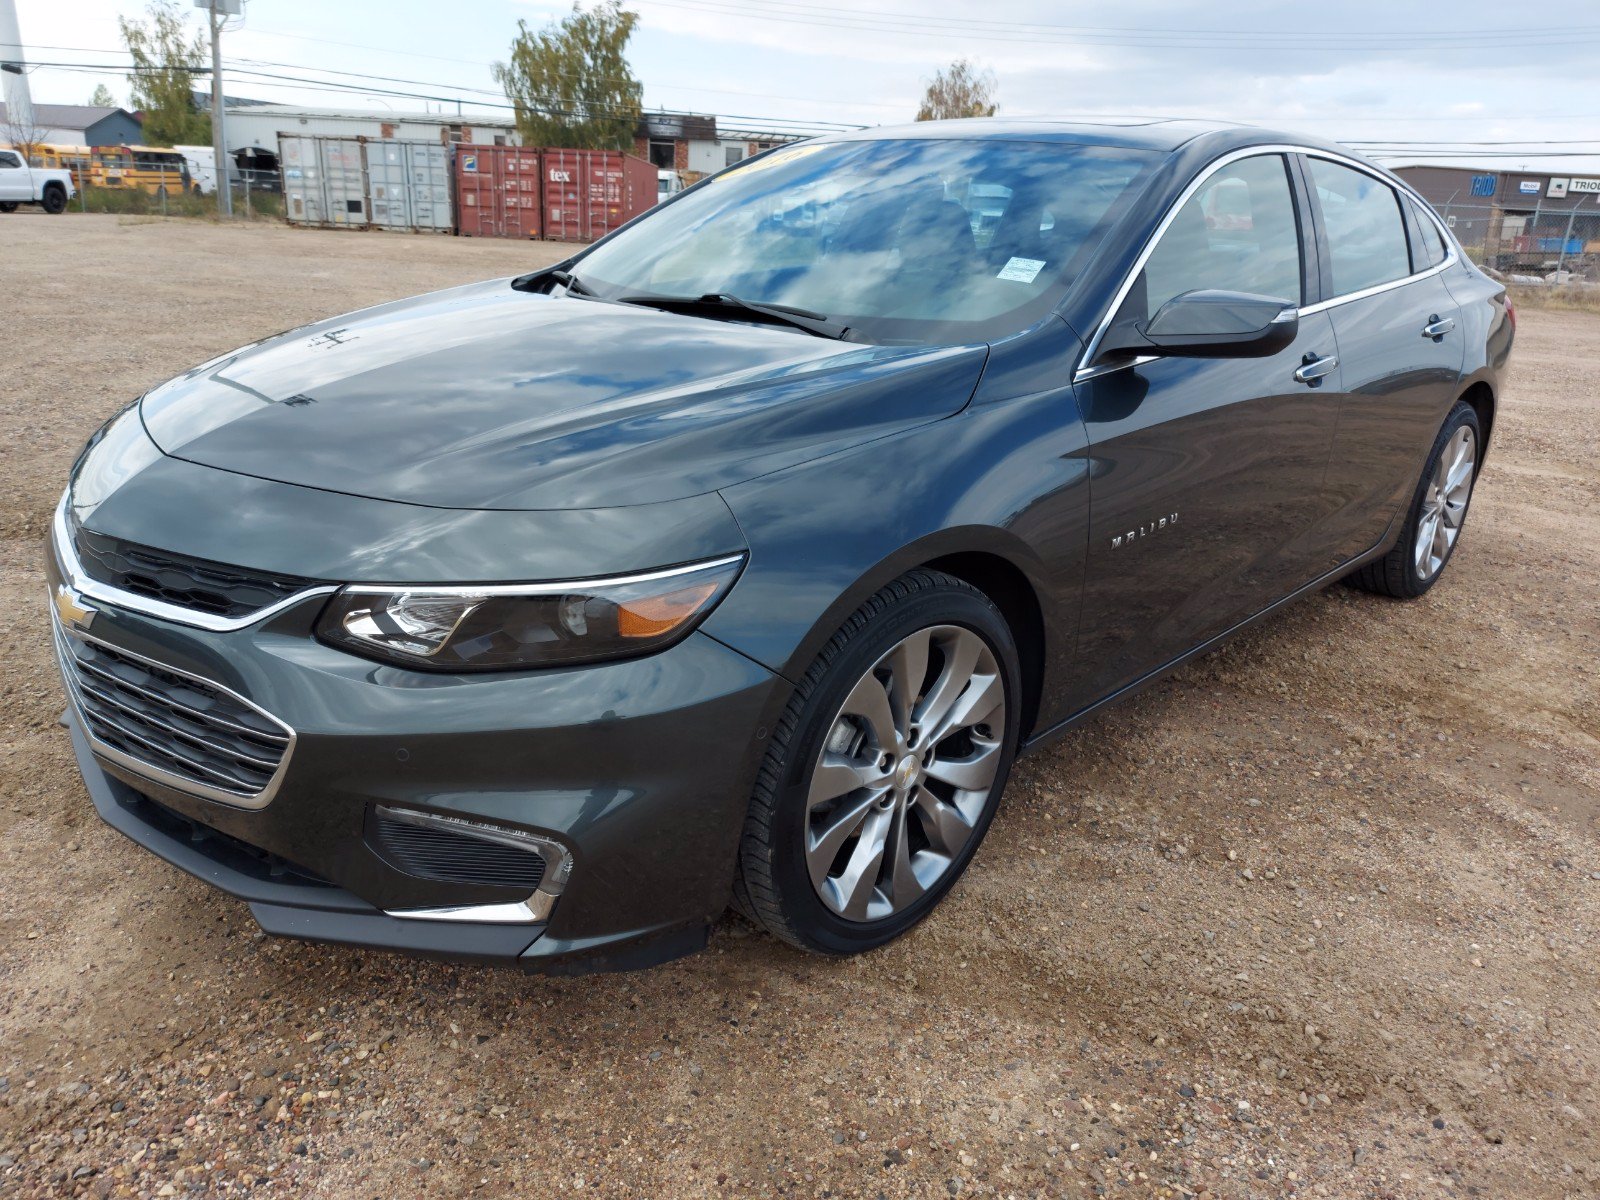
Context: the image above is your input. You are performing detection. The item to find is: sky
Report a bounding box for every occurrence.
[9,0,1600,173]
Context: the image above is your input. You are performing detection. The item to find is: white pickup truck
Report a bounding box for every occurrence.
[0,148,75,214]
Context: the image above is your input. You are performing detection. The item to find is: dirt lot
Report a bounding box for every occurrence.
[2,212,1597,1199]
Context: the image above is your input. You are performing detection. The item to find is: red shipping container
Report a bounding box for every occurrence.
[541,148,656,243]
[453,144,543,240]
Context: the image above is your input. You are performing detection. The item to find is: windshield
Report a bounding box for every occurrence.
[573,138,1159,344]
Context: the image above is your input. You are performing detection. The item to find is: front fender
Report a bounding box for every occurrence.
[702,385,1091,733]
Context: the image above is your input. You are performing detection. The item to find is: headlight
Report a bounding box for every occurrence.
[315,555,744,671]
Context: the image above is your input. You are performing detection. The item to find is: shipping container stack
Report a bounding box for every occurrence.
[279,134,658,244]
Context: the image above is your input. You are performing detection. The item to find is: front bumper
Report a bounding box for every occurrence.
[50,544,787,972]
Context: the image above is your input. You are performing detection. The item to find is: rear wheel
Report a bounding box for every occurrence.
[40,186,66,215]
[734,570,1020,954]
[1348,400,1481,598]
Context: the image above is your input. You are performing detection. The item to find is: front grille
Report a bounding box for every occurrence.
[70,512,318,620]
[372,808,548,892]
[56,625,292,802]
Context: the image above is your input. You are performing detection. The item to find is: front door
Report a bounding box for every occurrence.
[1069,152,1341,711]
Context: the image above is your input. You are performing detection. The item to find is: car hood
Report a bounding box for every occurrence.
[140,279,990,510]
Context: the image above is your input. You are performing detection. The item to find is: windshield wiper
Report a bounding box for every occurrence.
[511,265,599,298]
[615,292,850,340]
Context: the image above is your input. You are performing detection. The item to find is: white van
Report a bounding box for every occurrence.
[172,145,219,196]
[657,169,685,204]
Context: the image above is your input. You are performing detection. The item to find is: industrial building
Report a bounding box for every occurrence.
[1393,164,1599,273]
[635,110,798,182]
[209,100,524,158]
[0,102,142,147]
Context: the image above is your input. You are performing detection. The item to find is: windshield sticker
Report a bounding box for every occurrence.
[997,257,1047,283]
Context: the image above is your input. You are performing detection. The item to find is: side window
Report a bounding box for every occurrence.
[0,152,22,169]
[1140,155,1302,320]
[1308,159,1411,295]
[1407,196,1448,269]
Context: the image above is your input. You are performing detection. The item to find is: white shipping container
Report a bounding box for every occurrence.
[366,140,452,232]
[278,134,452,233]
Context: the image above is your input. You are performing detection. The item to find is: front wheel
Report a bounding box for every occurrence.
[734,570,1021,955]
[0,201,17,213]
[1348,399,1481,598]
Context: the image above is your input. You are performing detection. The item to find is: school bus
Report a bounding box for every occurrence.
[88,145,192,196]
[31,144,93,188]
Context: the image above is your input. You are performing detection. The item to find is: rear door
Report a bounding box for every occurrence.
[1302,156,1465,565]
[1070,151,1342,709]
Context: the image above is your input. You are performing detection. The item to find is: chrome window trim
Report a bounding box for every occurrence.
[53,493,337,633]
[1073,144,1460,383]
[53,617,297,811]
[377,805,571,926]
[337,553,748,599]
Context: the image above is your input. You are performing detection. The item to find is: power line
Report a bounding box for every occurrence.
[627,0,1600,49]
[634,0,1600,42]
[22,57,863,138]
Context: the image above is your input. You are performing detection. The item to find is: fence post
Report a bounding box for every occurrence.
[161,166,168,217]
[1554,207,1579,276]
[244,169,252,219]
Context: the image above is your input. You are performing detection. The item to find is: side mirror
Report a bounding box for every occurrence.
[1101,289,1299,361]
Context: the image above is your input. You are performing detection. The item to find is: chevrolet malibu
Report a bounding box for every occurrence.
[50,120,1512,972]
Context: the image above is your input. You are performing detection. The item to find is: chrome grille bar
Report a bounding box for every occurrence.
[53,621,296,810]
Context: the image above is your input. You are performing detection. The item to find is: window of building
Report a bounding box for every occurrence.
[724,145,745,168]
[647,139,677,169]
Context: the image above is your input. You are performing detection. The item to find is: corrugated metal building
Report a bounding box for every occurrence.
[222,103,521,158]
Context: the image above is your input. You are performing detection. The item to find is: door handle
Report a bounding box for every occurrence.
[1421,314,1456,341]
[1293,353,1337,387]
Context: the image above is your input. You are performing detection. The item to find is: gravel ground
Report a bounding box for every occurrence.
[1,213,1597,1200]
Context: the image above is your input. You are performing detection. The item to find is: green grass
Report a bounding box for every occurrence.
[75,187,284,221]
[1507,282,1600,314]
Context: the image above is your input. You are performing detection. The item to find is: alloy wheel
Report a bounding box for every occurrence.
[1414,425,1477,581]
[804,624,1007,923]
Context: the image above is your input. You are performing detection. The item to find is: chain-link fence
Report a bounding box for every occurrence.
[1427,197,1600,282]
[36,153,283,221]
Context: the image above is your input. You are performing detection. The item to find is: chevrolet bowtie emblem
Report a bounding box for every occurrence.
[54,584,97,632]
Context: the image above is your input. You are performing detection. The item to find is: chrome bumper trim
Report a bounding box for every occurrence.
[376,806,570,926]
[53,492,337,633]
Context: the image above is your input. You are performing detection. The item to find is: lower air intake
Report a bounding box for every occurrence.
[371,807,548,892]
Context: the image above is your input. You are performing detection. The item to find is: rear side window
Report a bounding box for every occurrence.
[1407,197,1449,269]
[1308,159,1411,295]
[0,152,22,169]
[1140,154,1303,319]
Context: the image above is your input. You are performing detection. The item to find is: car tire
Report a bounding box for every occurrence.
[733,569,1021,955]
[40,187,66,215]
[1347,399,1482,599]
[0,201,17,213]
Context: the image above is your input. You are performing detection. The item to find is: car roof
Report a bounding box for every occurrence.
[829,117,1356,159]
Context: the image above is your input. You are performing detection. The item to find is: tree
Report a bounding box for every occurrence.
[2,110,49,163]
[89,83,118,108]
[493,1,642,150]
[118,0,209,147]
[915,59,998,122]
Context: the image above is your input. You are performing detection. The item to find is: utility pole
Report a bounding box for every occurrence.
[201,0,233,216]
